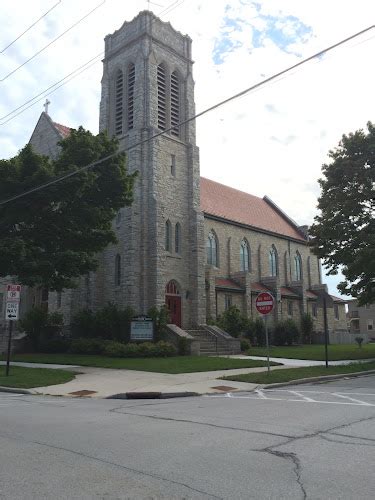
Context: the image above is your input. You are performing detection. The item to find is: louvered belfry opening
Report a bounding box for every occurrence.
[115,70,124,136]
[127,63,135,130]
[157,64,167,130]
[170,71,180,137]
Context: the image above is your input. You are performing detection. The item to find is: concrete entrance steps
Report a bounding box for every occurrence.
[186,328,241,356]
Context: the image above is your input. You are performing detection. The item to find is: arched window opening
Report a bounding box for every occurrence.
[157,64,166,130]
[206,231,218,267]
[115,254,121,286]
[165,280,180,295]
[127,63,135,130]
[115,70,124,136]
[170,70,180,137]
[165,220,172,251]
[269,246,278,276]
[240,239,250,271]
[175,223,181,254]
[294,252,302,281]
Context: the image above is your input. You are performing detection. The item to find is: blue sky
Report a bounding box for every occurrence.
[1,0,374,299]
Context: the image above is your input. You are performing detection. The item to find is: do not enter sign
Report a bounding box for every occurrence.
[255,292,275,315]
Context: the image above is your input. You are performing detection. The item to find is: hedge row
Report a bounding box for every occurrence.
[39,337,177,358]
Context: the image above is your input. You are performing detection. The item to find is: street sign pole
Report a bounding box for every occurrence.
[255,292,275,376]
[5,320,13,376]
[265,314,270,374]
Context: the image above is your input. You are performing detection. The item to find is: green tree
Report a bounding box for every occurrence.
[0,128,136,290]
[300,313,314,344]
[310,122,375,305]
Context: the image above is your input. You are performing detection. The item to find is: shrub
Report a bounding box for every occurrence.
[273,319,300,346]
[69,337,108,355]
[103,341,127,357]
[39,338,70,353]
[153,340,177,357]
[240,339,251,352]
[71,309,96,339]
[253,318,266,346]
[355,336,364,348]
[19,307,64,351]
[148,306,169,341]
[301,313,314,344]
[178,336,190,356]
[71,304,135,342]
[217,306,245,338]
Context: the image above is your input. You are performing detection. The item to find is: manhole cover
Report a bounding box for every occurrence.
[68,390,97,397]
[211,385,237,392]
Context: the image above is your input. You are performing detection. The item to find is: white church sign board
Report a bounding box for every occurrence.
[130,317,154,341]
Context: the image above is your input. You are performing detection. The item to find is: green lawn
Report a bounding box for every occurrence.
[222,361,375,385]
[0,366,76,389]
[2,354,279,374]
[248,344,375,361]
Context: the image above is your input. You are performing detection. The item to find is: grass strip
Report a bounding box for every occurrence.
[221,361,375,385]
[248,344,375,361]
[0,366,76,389]
[1,354,279,374]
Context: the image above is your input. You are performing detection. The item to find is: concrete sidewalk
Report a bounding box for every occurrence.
[2,356,372,398]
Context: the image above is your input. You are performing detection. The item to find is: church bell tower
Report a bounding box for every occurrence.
[98,11,206,327]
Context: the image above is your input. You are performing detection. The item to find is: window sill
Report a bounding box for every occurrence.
[166,253,182,259]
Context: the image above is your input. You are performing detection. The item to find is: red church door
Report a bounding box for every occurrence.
[165,281,182,327]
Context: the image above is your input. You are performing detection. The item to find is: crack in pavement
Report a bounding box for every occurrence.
[260,448,307,500]
[0,433,222,500]
[320,433,375,447]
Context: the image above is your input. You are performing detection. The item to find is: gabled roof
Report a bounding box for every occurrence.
[251,282,271,293]
[215,277,244,291]
[306,290,319,300]
[53,121,71,138]
[200,177,306,242]
[280,286,300,298]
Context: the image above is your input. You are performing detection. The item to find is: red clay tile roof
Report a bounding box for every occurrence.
[280,286,300,298]
[215,278,243,291]
[53,121,71,138]
[251,282,271,293]
[200,177,306,241]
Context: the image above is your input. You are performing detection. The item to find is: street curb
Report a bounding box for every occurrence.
[107,391,200,400]
[260,369,375,389]
[0,386,35,395]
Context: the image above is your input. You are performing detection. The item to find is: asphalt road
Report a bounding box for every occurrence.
[0,375,374,499]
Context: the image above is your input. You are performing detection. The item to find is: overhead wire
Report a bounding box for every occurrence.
[1,0,62,53]
[0,1,106,82]
[1,23,373,207]
[0,0,186,124]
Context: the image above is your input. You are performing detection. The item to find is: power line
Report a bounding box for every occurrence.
[0,1,106,82]
[1,0,62,54]
[1,23,373,207]
[0,53,103,124]
[0,0,186,124]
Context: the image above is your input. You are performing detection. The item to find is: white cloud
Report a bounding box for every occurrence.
[1,0,374,298]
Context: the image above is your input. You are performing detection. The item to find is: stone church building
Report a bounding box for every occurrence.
[1,11,348,348]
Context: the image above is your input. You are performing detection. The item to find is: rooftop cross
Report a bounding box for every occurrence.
[43,98,51,115]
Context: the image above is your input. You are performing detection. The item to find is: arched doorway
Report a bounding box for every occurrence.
[165,280,182,327]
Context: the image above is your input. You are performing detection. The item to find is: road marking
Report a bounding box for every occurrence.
[255,389,267,399]
[332,393,373,406]
[288,390,316,402]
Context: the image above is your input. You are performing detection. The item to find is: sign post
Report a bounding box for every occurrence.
[255,292,275,375]
[5,284,21,376]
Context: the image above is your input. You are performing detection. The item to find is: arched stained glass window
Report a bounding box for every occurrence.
[175,223,181,253]
[115,254,121,286]
[294,252,302,281]
[157,64,166,130]
[127,63,135,130]
[170,70,180,137]
[240,239,250,271]
[114,70,124,136]
[269,246,278,276]
[206,231,218,267]
[165,220,172,251]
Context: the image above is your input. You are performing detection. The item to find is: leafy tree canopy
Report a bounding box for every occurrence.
[0,127,136,290]
[310,121,375,305]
